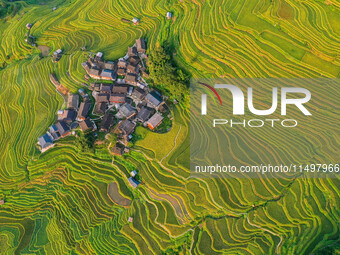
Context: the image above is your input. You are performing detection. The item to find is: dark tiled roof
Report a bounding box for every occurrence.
[100,83,112,93]
[38,133,53,149]
[100,112,115,132]
[112,143,125,155]
[128,46,138,57]
[79,118,94,131]
[145,91,163,107]
[117,67,126,76]
[125,73,137,84]
[116,103,136,119]
[119,119,136,135]
[147,113,163,128]
[55,121,70,136]
[131,87,146,100]
[71,122,79,130]
[109,94,126,104]
[112,84,129,94]
[94,102,107,114]
[88,68,101,76]
[61,109,77,123]
[127,64,137,73]
[136,38,146,53]
[95,93,109,103]
[136,107,152,122]
[78,102,91,119]
[127,56,140,66]
[128,177,139,188]
[67,94,79,110]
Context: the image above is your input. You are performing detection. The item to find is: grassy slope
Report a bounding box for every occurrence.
[0,0,339,254]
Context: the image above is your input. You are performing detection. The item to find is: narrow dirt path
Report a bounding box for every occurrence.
[160,124,182,163]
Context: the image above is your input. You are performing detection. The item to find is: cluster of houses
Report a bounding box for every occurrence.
[86,42,167,156]
[37,89,96,152]
[82,38,147,83]
[38,38,168,160]
[82,51,117,81]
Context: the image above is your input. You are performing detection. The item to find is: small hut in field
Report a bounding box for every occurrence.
[132,18,139,25]
[166,12,172,19]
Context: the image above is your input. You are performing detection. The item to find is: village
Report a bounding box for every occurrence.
[37,38,171,188]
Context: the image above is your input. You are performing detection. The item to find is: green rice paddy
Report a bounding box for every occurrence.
[0,0,339,254]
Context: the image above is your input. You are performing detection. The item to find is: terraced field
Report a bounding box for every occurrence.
[0,0,339,254]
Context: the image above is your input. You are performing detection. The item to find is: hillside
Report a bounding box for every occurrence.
[0,0,339,254]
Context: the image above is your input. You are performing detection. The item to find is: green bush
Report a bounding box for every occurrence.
[148,46,189,102]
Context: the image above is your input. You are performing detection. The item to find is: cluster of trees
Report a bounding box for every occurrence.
[0,1,21,18]
[148,46,189,103]
[155,116,172,133]
[0,0,41,19]
[75,132,95,153]
[26,35,36,47]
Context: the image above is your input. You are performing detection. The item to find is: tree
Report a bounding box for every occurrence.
[75,132,94,153]
[107,133,118,145]
[148,47,188,102]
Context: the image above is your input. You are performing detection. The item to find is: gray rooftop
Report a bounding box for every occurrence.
[38,133,53,149]
[136,38,146,53]
[147,112,163,128]
[100,83,112,93]
[94,102,107,114]
[128,177,139,188]
[79,118,94,131]
[78,102,91,119]
[101,69,116,80]
[136,107,152,122]
[67,94,79,110]
[145,91,163,107]
[116,103,136,119]
[88,68,101,76]
[95,93,109,103]
[112,84,129,94]
[119,119,136,135]
[55,121,70,136]
[110,94,126,104]
[132,87,146,100]
[125,73,137,84]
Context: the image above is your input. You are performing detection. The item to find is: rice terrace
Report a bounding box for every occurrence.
[0,0,339,254]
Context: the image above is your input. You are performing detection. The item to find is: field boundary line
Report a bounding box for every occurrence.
[160,124,182,164]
